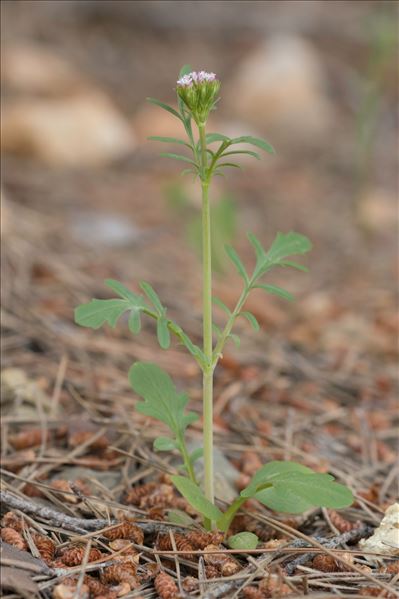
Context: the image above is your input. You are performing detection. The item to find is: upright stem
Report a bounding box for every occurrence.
[199,124,214,513]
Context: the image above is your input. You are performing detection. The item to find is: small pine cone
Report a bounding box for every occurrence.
[139,562,159,582]
[182,576,199,593]
[312,554,337,572]
[124,482,157,505]
[361,588,397,599]
[242,586,264,599]
[140,484,175,509]
[32,533,56,563]
[83,575,113,597]
[60,546,103,566]
[103,522,144,545]
[100,557,137,584]
[147,507,166,521]
[205,564,219,579]
[156,533,194,559]
[154,572,179,599]
[8,429,48,450]
[1,527,27,550]
[259,575,291,597]
[327,510,358,533]
[186,531,224,550]
[109,539,138,555]
[336,552,354,571]
[68,430,109,450]
[203,544,241,576]
[1,511,24,532]
[52,583,89,599]
[112,581,135,596]
[380,562,399,574]
[220,558,241,576]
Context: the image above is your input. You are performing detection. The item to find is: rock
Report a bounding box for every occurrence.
[357,189,398,233]
[132,102,185,143]
[359,503,399,558]
[2,44,83,96]
[2,92,136,167]
[226,35,334,144]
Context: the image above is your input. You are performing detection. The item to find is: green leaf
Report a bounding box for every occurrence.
[240,311,260,331]
[230,135,275,154]
[265,232,312,264]
[221,150,261,160]
[279,261,309,272]
[148,136,192,149]
[206,133,230,144]
[147,97,183,121]
[212,323,222,338]
[153,437,177,452]
[255,486,314,513]
[171,475,223,521]
[247,232,266,267]
[254,284,294,302]
[129,362,198,437]
[139,282,164,314]
[228,532,259,550]
[225,245,249,284]
[167,509,196,527]
[189,447,204,464]
[160,153,197,166]
[229,333,241,349]
[75,299,128,329]
[217,162,242,170]
[157,317,171,349]
[105,279,144,304]
[241,461,314,498]
[212,296,231,316]
[128,309,141,334]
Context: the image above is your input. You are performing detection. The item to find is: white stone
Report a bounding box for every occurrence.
[360,503,399,558]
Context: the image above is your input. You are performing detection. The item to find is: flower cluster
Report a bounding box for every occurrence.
[176,70,220,125]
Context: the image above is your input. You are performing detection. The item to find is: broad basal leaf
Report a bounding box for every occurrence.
[171,475,223,521]
[241,461,313,498]
[129,362,198,437]
[228,532,259,550]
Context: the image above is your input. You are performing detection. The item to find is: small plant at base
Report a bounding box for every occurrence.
[75,66,354,542]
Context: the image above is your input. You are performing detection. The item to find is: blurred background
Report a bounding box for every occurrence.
[1,0,398,397]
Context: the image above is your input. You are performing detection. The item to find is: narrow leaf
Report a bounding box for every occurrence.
[128,309,141,334]
[230,135,275,154]
[229,333,241,348]
[217,162,241,169]
[171,475,223,521]
[240,311,260,331]
[212,296,231,316]
[228,532,259,550]
[279,261,309,272]
[255,284,294,302]
[247,232,266,266]
[147,97,183,121]
[148,136,192,149]
[167,509,196,526]
[160,152,197,166]
[225,245,249,283]
[140,282,164,314]
[157,317,171,349]
[212,323,222,338]
[105,279,143,304]
[221,150,261,160]
[190,447,204,464]
[206,133,230,144]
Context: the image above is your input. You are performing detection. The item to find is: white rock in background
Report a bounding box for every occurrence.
[360,503,399,558]
[2,44,83,96]
[226,36,334,143]
[2,92,136,167]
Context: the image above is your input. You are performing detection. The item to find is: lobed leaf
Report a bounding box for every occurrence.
[225,245,249,284]
[75,299,129,329]
[129,362,198,437]
[140,282,164,315]
[265,232,312,265]
[171,475,223,521]
[154,437,177,452]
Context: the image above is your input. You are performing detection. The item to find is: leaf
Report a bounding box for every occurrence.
[229,333,241,348]
[153,437,177,451]
[265,232,312,264]
[217,162,242,170]
[157,317,171,349]
[190,447,204,464]
[147,97,183,121]
[225,245,249,283]
[128,309,141,334]
[167,509,196,526]
[105,279,144,304]
[148,136,192,149]
[240,311,260,331]
[228,532,259,550]
[140,282,164,314]
[75,299,129,329]
[230,135,275,154]
[212,296,231,316]
[206,133,230,144]
[221,150,261,160]
[212,323,222,338]
[160,153,197,166]
[247,232,266,266]
[241,461,314,498]
[129,362,198,437]
[171,475,223,521]
[278,261,309,272]
[254,284,294,302]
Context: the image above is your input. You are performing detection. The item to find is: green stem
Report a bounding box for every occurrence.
[199,123,215,519]
[178,436,197,484]
[212,285,250,367]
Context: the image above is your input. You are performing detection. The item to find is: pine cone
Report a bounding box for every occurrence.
[154,572,179,599]
[204,564,219,579]
[124,482,157,505]
[60,546,103,566]
[186,531,224,549]
[259,574,291,597]
[327,510,359,533]
[139,484,175,509]
[182,576,199,592]
[380,562,399,575]
[1,527,27,550]
[100,559,137,585]
[68,430,109,450]
[1,511,24,532]
[109,539,138,555]
[83,575,114,598]
[8,429,48,449]
[312,554,337,572]
[32,533,56,563]
[242,587,264,599]
[203,544,240,576]
[103,522,144,545]
[156,533,194,559]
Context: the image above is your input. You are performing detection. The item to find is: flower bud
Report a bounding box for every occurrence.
[176,71,220,126]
